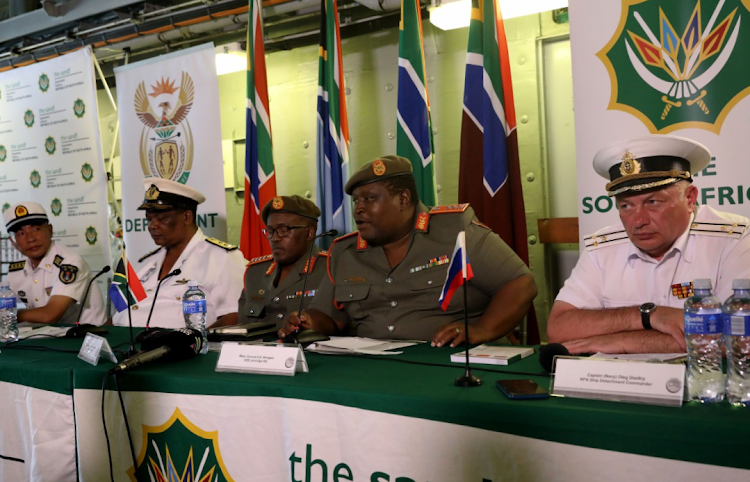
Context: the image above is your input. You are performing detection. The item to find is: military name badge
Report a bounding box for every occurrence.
[59,264,78,284]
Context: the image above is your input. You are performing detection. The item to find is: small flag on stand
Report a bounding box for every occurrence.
[241,0,277,260]
[109,254,147,312]
[439,231,474,311]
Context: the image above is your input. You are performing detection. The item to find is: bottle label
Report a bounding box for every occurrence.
[724,313,750,336]
[183,299,206,314]
[684,312,722,334]
[0,297,17,309]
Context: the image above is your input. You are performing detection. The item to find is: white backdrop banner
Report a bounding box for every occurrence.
[0,47,111,280]
[114,43,227,271]
[569,0,750,239]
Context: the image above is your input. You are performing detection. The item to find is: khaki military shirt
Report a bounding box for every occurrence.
[239,247,328,328]
[309,203,531,340]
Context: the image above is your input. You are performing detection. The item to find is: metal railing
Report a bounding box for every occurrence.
[0,236,24,280]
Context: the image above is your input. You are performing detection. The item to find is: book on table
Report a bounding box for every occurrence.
[450,345,535,365]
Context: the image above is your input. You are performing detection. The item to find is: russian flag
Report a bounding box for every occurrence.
[438,231,474,311]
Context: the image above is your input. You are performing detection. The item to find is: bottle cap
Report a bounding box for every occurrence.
[187,280,199,288]
[732,279,750,290]
[0,281,8,288]
[693,278,713,290]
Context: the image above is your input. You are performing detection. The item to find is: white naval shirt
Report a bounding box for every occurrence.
[112,228,247,328]
[557,205,750,309]
[6,241,106,325]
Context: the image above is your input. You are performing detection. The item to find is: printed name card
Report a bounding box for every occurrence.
[551,357,685,407]
[78,333,118,366]
[215,342,308,376]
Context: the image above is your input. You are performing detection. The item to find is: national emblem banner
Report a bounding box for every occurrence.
[115,43,227,270]
[570,0,750,238]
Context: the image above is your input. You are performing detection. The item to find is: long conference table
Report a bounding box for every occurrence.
[1,327,749,482]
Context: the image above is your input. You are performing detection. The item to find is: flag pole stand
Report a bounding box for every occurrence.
[455,282,481,387]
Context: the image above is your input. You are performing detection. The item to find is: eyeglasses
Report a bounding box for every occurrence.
[262,225,308,239]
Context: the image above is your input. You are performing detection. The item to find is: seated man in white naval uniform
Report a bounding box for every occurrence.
[112,178,246,329]
[4,202,105,325]
[548,135,750,354]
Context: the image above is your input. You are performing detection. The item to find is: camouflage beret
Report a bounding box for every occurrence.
[344,155,413,195]
[261,195,321,224]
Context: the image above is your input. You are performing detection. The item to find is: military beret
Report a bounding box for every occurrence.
[261,195,321,224]
[344,155,413,195]
[593,135,710,197]
[4,202,49,233]
[137,178,206,211]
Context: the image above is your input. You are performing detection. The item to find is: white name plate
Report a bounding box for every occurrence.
[215,342,309,376]
[551,357,685,407]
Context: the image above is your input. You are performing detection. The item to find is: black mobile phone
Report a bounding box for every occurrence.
[496,379,549,400]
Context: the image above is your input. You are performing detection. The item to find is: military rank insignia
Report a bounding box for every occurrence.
[672,281,693,300]
[59,264,78,284]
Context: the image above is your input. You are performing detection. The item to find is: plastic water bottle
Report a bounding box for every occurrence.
[182,281,208,354]
[723,279,750,406]
[0,282,19,343]
[684,279,724,402]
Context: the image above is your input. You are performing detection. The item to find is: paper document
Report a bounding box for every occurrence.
[590,352,687,362]
[306,337,421,355]
[18,325,70,339]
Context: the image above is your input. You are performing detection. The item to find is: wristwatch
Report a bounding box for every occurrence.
[639,302,657,330]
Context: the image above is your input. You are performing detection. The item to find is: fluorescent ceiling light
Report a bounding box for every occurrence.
[215,42,247,76]
[429,0,569,31]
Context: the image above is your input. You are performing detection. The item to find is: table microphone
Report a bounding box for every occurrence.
[135,268,182,344]
[284,229,337,346]
[539,343,570,374]
[108,328,202,374]
[66,266,111,338]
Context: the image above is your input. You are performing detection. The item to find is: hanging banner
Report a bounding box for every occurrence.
[569,0,750,239]
[0,46,111,281]
[115,43,227,271]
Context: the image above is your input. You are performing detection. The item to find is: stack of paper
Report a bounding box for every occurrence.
[306,337,421,355]
[451,345,535,365]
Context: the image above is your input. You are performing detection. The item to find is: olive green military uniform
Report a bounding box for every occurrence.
[308,203,531,340]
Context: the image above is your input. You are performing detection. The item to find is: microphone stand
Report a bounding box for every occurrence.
[135,268,182,344]
[66,266,111,338]
[455,278,481,387]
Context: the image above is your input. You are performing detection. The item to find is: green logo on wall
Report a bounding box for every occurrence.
[85,226,97,246]
[24,109,34,127]
[50,198,62,217]
[598,0,750,133]
[73,98,85,118]
[0,145,6,162]
[1,203,9,213]
[38,73,50,92]
[128,408,234,482]
[81,163,93,182]
[30,170,41,188]
[45,136,56,155]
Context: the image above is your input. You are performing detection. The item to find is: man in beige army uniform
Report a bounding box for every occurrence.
[279,156,537,347]
[238,195,328,328]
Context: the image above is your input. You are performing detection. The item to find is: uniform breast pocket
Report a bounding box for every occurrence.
[242,299,266,318]
[334,284,371,320]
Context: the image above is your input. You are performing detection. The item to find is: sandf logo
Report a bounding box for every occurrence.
[50,198,62,217]
[598,0,750,133]
[85,226,97,246]
[45,136,56,155]
[128,408,234,482]
[30,170,41,188]
[1,203,9,213]
[73,98,85,118]
[24,109,34,127]
[0,145,6,162]
[134,73,195,184]
[38,73,49,92]
[81,162,93,182]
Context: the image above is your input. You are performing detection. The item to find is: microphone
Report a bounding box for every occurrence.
[134,268,182,343]
[539,343,571,374]
[283,229,338,346]
[66,265,111,338]
[108,328,202,374]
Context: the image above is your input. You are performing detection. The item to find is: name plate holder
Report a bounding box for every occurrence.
[215,342,309,376]
[78,333,118,366]
[550,356,686,407]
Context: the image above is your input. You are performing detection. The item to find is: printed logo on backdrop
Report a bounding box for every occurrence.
[30,170,41,188]
[598,0,750,133]
[38,73,49,93]
[128,408,234,482]
[0,145,6,162]
[134,73,195,184]
[2,203,9,213]
[51,198,62,217]
[24,109,34,128]
[73,98,85,118]
[45,136,56,155]
[81,162,93,182]
[85,226,97,245]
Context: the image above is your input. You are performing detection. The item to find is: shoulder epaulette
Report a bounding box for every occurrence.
[138,247,162,263]
[471,219,491,230]
[9,260,25,272]
[689,220,747,239]
[248,254,273,266]
[205,237,238,251]
[318,250,329,257]
[53,255,64,267]
[429,203,469,214]
[584,228,629,251]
